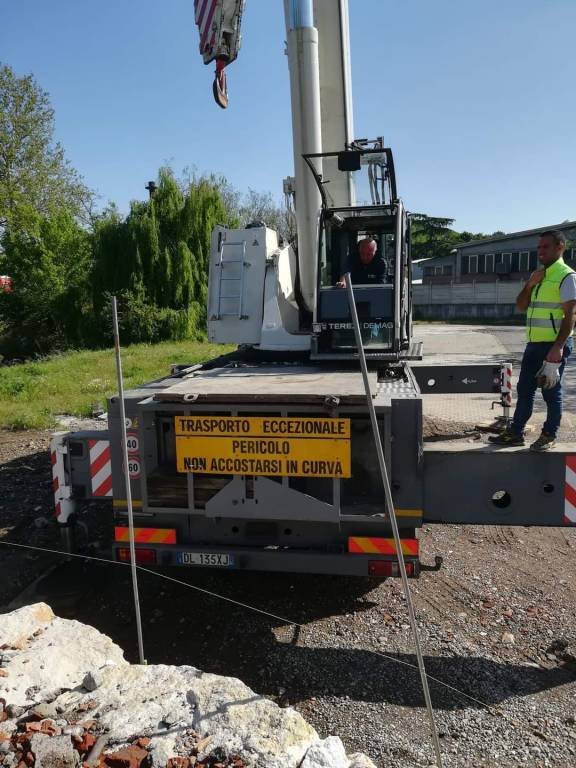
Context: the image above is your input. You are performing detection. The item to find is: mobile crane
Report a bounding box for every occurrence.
[51,0,576,577]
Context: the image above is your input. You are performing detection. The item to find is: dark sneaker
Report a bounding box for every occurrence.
[488,429,525,446]
[530,432,556,452]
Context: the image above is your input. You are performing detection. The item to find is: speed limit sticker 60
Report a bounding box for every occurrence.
[127,458,141,479]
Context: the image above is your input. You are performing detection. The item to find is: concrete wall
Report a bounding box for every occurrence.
[413,279,525,321]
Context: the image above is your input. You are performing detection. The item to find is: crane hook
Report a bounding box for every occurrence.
[213,58,229,109]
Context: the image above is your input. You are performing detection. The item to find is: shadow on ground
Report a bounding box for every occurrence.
[24,558,576,713]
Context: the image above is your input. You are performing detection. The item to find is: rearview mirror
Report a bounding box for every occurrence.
[338,151,362,172]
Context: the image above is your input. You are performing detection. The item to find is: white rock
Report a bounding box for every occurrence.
[0,605,372,768]
[0,603,54,648]
[66,663,317,768]
[29,733,77,768]
[189,671,318,766]
[348,754,378,768]
[300,736,348,768]
[148,734,179,768]
[0,606,127,707]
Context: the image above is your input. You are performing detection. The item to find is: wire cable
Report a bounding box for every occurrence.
[0,538,498,714]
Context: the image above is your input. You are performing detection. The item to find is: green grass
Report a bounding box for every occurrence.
[0,341,233,430]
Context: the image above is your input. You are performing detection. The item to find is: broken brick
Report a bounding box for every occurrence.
[73,733,97,754]
[24,721,61,737]
[134,738,150,749]
[103,744,148,768]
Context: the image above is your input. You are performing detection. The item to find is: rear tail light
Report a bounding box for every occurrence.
[117,547,157,565]
[369,560,415,578]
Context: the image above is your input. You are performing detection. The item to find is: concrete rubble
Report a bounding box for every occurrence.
[0,604,377,768]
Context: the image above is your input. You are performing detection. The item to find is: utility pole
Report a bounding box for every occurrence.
[145,181,157,200]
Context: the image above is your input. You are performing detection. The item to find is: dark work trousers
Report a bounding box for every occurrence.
[511,338,573,438]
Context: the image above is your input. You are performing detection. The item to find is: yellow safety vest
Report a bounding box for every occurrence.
[527,257,575,342]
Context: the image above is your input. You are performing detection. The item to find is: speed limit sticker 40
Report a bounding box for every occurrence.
[126,433,140,454]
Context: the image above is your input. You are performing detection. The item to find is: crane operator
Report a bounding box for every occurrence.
[336,236,386,287]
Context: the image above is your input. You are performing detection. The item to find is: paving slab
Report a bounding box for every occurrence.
[413,324,576,441]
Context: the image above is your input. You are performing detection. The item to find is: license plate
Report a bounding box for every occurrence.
[177,552,235,567]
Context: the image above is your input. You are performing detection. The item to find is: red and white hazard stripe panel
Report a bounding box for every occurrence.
[564,455,576,525]
[50,434,74,524]
[195,0,219,54]
[51,442,65,520]
[501,362,513,407]
[89,439,113,497]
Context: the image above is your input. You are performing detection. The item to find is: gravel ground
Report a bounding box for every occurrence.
[1,426,576,768]
[1,327,576,767]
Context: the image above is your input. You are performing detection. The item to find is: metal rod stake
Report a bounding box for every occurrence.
[112,296,146,665]
[344,273,443,768]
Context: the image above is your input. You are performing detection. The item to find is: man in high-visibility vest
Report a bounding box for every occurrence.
[491,230,576,450]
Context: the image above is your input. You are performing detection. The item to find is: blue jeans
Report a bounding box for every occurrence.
[511,339,573,438]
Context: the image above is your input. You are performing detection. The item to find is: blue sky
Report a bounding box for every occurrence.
[1,0,574,233]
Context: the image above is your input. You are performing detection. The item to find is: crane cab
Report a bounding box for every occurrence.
[305,143,417,361]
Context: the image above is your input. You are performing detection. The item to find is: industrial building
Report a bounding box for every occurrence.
[421,221,576,285]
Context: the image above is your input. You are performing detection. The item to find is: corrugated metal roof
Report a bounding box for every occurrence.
[454,221,576,250]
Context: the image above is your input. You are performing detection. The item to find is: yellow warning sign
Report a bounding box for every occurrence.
[175,416,351,478]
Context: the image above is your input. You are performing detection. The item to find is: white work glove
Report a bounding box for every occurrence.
[536,361,560,390]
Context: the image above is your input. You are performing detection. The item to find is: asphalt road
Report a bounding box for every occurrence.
[414,324,576,440]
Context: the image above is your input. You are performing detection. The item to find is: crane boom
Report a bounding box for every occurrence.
[193,0,355,310]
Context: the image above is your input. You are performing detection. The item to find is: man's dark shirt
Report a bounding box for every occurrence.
[348,255,386,285]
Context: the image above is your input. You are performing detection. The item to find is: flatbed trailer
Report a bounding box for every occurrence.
[49,1,576,578]
[51,347,576,578]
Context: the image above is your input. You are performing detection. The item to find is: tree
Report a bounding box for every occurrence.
[239,188,294,243]
[89,167,233,346]
[410,213,491,261]
[410,214,458,261]
[0,205,93,355]
[0,63,92,228]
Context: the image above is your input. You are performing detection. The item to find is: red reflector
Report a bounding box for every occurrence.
[117,547,157,565]
[368,560,415,577]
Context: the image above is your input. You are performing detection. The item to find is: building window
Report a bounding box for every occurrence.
[495,253,503,267]
[520,251,530,271]
[478,254,486,274]
[529,250,538,270]
[486,254,494,273]
[443,264,453,276]
[502,252,512,270]
[461,255,469,275]
[511,252,520,272]
[423,266,435,277]
[469,255,478,274]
